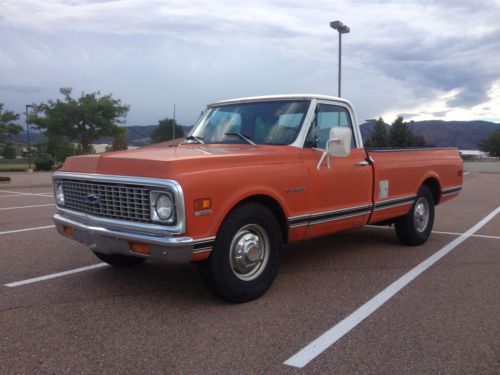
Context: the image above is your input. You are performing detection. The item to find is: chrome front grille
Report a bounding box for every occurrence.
[61,179,153,224]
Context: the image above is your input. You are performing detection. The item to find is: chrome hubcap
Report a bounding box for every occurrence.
[229,224,269,281]
[414,197,430,232]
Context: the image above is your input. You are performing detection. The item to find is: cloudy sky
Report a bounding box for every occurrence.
[1,0,500,126]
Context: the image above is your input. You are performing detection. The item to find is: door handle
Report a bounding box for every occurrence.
[354,160,369,167]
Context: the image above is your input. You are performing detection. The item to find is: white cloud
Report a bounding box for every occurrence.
[0,0,499,125]
[382,80,500,123]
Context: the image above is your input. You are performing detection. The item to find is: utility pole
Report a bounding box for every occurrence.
[172,103,176,142]
[330,20,350,97]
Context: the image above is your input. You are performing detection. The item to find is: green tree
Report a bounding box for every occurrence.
[150,117,185,144]
[46,135,77,163]
[389,116,417,147]
[106,133,128,152]
[30,88,129,153]
[479,130,500,159]
[414,135,428,147]
[367,117,389,147]
[0,103,22,141]
[2,142,17,159]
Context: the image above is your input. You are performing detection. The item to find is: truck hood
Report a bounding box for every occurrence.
[59,144,302,179]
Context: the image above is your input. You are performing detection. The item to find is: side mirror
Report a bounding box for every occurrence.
[316,127,353,170]
[327,127,352,157]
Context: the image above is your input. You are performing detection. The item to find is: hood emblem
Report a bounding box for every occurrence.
[85,194,100,205]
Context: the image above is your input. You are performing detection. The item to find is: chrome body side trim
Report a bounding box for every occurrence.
[372,200,413,211]
[288,204,373,228]
[366,147,458,152]
[373,194,417,212]
[441,185,463,196]
[288,194,418,228]
[308,203,373,218]
[307,210,372,225]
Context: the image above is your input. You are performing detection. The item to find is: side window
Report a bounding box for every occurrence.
[311,104,355,149]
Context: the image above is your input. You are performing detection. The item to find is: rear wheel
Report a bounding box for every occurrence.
[199,203,282,303]
[395,185,435,246]
[93,252,146,267]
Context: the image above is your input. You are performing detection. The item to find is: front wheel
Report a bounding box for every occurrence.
[395,185,435,246]
[199,203,282,303]
[93,252,146,267]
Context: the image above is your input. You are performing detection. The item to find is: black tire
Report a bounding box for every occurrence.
[199,203,282,303]
[93,252,146,267]
[395,185,435,246]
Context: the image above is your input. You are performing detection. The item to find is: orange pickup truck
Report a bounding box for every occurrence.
[53,94,463,302]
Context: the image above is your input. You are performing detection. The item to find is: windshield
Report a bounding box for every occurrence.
[190,100,310,145]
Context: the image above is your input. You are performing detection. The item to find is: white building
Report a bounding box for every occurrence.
[459,150,488,159]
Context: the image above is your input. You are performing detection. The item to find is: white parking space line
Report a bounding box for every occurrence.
[0,194,53,198]
[463,171,470,175]
[284,206,500,368]
[5,263,108,287]
[0,225,55,236]
[432,230,500,240]
[366,226,500,240]
[0,204,56,211]
[471,233,500,240]
[0,190,53,197]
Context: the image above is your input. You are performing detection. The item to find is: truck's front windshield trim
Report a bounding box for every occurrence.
[188,100,311,146]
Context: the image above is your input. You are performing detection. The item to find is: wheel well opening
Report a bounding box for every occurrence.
[423,177,441,205]
[236,195,289,243]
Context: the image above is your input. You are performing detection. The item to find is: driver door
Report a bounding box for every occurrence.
[300,102,373,239]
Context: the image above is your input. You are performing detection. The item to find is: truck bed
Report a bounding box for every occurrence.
[366,147,463,224]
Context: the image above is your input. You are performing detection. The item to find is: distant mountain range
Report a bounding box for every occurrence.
[360,120,500,149]
[9,120,500,150]
[10,125,194,147]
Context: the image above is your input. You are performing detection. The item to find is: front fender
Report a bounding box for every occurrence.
[177,163,309,239]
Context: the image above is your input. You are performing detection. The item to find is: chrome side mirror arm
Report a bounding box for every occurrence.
[316,150,329,170]
[315,138,339,171]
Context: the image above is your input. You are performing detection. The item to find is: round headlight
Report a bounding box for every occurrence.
[155,193,173,220]
[56,183,65,205]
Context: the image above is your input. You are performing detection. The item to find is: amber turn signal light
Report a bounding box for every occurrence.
[63,225,73,238]
[191,250,211,262]
[129,242,151,255]
[194,198,212,211]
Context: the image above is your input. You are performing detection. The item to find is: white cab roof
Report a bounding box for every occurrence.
[208,94,353,107]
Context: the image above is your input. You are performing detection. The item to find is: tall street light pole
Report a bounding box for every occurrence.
[172,103,176,142]
[25,104,33,171]
[330,20,350,97]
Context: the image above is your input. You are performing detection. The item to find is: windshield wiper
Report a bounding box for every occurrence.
[224,132,256,146]
[182,135,205,144]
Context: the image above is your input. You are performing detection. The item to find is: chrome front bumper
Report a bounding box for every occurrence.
[53,213,214,263]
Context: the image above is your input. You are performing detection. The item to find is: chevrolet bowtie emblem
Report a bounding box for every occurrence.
[85,194,99,205]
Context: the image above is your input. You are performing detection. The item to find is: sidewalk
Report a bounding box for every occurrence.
[0,171,53,188]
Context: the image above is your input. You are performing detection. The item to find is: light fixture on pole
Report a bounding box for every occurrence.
[25,104,33,171]
[330,20,350,97]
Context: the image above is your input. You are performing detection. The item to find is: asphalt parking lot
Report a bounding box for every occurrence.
[0,172,499,374]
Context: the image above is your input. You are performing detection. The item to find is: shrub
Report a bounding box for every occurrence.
[34,152,54,171]
[0,176,11,182]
